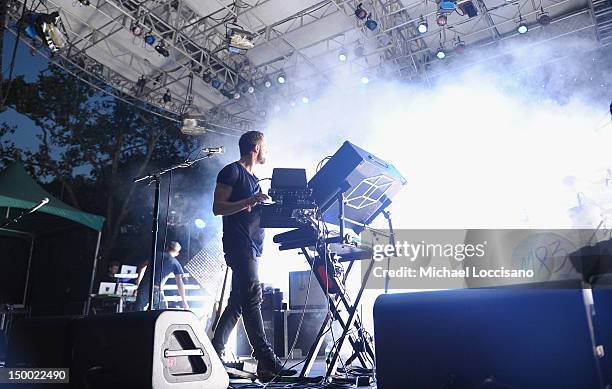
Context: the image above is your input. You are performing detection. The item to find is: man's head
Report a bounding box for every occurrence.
[108,260,120,275]
[239,131,266,164]
[167,241,182,257]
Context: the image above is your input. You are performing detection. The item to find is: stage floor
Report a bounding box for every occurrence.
[228,357,375,388]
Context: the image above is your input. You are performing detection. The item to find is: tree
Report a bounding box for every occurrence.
[0,66,199,260]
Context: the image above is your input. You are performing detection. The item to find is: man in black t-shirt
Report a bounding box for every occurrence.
[135,241,189,311]
[211,131,296,381]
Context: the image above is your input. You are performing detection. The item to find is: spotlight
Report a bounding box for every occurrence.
[355,3,368,20]
[365,15,378,31]
[277,73,286,84]
[155,40,170,57]
[455,39,466,53]
[247,85,255,93]
[338,49,348,62]
[360,76,369,84]
[203,73,212,83]
[194,218,206,229]
[211,79,221,89]
[227,28,255,53]
[517,21,528,34]
[264,78,272,88]
[131,23,143,36]
[436,47,446,59]
[180,117,207,135]
[417,17,428,34]
[302,96,310,104]
[22,11,64,52]
[163,89,171,103]
[233,91,241,100]
[191,63,202,73]
[144,33,156,45]
[537,8,551,25]
[220,89,234,99]
[436,13,447,26]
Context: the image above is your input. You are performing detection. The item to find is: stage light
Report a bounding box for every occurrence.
[302,96,310,104]
[228,28,255,53]
[439,1,456,11]
[365,15,378,31]
[131,23,143,36]
[155,41,170,57]
[277,73,286,84]
[247,85,255,93]
[537,8,551,25]
[163,89,171,103]
[234,92,241,100]
[338,49,348,62]
[517,21,528,34]
[360,76,369,84]
[264,78,272,88]
[436,47,446,59]
[194,218,206,229]
[455,38,466,53]
[203,73,212,83]
[211,79,221,89]
[355,3,368,20]
[144,33,155,45]
[22,11,64,52]
[180,117,207,135]
[436,13,447,26]
[417,17,428,34]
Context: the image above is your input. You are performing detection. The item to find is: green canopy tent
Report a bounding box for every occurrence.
[0,163,105,311]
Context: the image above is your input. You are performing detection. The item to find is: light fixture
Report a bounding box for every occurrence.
[517,21,528,34]
[131,23,143,36]
[439,1,456,11]
[338,48,348,62]
[228,27,255,53]
[233,92,241,100]
[302,96,310,104]
[155,40,170,57]
[264,77,272,88]
[211,79,221,89]
[365,15,378,31]
[203,73,212,83]
[360,76,370,84]
[194,218,206,229]
[436,46,446,59]
[77,0,90,5]
[163,89,171,103]
[22,11,64,52]
[277,73,286,84]
[436,13,447,26]
[417,16,428,34]
[180,117,207,136]
[220,89,234,99]
[537,8,551,25]
[355,3,368,20]
[144,33,156,45]
[247,85,255,93]
[455,37,466,53]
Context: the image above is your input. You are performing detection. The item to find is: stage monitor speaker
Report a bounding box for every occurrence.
[8,310,229,389]
[374,288,608,389]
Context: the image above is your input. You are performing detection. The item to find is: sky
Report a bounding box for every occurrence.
[1,33,49,151]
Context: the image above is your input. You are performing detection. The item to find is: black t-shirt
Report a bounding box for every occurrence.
[217,161,265,257]
[139,252,184,289]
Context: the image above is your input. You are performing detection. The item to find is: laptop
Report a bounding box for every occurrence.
[120,265,137,275]
[98,282,116,295]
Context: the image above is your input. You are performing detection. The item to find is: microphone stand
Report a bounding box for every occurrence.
[133,154,217,311]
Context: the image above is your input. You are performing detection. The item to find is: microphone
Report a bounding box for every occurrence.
[28,198,49,214]
[203,146,224,154]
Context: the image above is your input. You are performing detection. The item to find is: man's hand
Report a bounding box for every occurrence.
[245,193,269,212]
[183,301,190,311]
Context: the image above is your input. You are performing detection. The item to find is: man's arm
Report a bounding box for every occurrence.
[212,183,267,216]
[175,274,189,310]
[136,262,148,286]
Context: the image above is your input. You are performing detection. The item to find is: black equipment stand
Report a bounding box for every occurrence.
[133,154,216,311]
[298,192,377,378]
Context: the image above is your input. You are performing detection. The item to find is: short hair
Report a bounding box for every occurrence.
[238,131,264,156]
[167,241,181,252]
[108,260,120,268]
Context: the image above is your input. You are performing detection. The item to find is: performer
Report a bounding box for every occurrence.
[135,241,189,311]
[210,131,296,380]
[100,260,120,283]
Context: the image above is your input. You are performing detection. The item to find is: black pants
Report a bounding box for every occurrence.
[211,251,272,359]
[134,284,166,311]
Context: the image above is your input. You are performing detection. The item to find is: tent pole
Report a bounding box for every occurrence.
[21,235,35,306]
[84,231,102,315]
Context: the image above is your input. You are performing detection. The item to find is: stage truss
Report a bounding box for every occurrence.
[4,0,605,130]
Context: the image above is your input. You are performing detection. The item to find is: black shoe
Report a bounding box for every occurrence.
[256,355,297,382]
